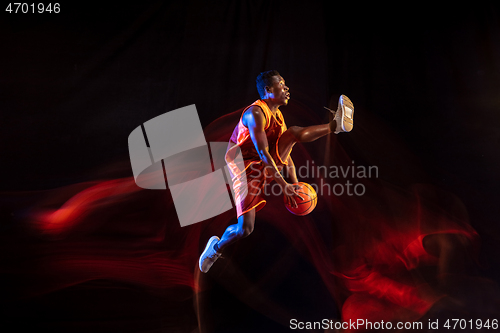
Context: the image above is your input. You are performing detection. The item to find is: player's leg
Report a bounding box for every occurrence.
[277,95,354,158]
[199,209,255,273]
[217,208,256,251]
[279,120,339,158]
[276,125,329,163]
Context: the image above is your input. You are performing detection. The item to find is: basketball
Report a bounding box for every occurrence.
[284,182,317,216]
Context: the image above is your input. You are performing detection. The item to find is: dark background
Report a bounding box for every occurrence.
[1,1,499,332]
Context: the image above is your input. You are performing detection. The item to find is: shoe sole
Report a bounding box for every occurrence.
[199,236,220,273]
[337,95,354,133]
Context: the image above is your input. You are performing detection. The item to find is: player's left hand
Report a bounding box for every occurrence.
[283,183,304,208]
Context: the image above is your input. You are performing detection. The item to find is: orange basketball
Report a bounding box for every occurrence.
[284,182,317,216]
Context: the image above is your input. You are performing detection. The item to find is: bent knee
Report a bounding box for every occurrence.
[288,125,302,132]
[228,224,253,239]
[242,225,254,237]
[287,126,304,139]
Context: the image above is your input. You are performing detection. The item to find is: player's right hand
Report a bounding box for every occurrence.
[283,183,304,208]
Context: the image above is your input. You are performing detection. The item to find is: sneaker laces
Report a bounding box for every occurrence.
[324,106,336,117]
[208,252,222,261]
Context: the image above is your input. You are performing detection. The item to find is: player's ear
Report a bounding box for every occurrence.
[265,85,272,94]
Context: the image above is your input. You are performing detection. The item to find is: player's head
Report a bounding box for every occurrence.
[256,70,281,99]
[256,70,290,105]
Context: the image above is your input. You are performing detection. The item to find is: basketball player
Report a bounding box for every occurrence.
[199,70,354,273]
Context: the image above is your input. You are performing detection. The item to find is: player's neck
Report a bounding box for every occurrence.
[262,98,280,114]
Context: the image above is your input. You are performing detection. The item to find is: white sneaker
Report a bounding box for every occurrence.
[199,236,222,273]
[334,94,354,134]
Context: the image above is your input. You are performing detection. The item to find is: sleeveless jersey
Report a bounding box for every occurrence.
[225,99,289,180]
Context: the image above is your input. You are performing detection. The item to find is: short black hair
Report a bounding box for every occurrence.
[256,70,281,99]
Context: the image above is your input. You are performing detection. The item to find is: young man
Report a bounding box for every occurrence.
[199,70,354,273]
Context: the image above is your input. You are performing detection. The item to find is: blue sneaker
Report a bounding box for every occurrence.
[199,236,222,273]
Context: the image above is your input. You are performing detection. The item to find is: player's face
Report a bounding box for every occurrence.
[268,75,290,105]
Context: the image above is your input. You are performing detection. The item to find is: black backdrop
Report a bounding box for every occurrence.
[2,2,500,332]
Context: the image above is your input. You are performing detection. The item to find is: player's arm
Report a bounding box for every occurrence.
[243,106,286,188]
[243,106,302,207]
[286,156,299,184]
